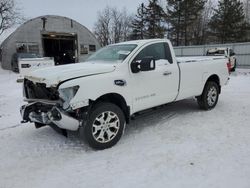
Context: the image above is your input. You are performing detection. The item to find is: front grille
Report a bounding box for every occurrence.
[24,79,59,100]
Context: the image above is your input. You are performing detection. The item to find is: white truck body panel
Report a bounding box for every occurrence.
[129,59,179,112]
[26,61,116,86]
[175,56,228,100]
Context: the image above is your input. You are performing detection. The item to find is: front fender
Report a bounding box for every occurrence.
[58,73,131,110]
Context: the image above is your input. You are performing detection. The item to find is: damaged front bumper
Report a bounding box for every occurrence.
[20,101,80,131]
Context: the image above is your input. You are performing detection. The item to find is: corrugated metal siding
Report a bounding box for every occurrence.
[174,42,250,67]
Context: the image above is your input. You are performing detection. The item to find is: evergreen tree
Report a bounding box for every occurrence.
[167,0,206,46]
[209,0,248,43]
[144,0,167,38]
[130,3,147,40]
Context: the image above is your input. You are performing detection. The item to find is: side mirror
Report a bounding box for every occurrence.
[131,61,140,73]
[140,56,156,71]
[131,56,156,73]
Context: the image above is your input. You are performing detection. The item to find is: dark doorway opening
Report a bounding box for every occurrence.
[42,33,77,65]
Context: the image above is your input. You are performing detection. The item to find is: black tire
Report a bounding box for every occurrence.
[82,102,125,150]
[197,81,219,110]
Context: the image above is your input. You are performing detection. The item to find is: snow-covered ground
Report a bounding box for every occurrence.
[0,67,250,188]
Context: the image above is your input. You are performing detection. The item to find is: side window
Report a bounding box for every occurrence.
[135,43,166,61]
[134,42,173,64]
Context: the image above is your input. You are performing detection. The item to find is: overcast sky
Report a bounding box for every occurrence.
[0,0,149,42]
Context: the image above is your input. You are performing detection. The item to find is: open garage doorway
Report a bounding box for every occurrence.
[42,33,78,65]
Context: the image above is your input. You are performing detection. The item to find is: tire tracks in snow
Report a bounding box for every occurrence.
[0,123,24,131]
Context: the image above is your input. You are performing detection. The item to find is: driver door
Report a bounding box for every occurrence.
[130,42,179,113]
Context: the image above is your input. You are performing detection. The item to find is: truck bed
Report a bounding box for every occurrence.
[175,56,228,101]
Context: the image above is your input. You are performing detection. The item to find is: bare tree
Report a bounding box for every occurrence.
[94,7,112,46]
[0,0,24,35]
[121,10,132,41]
[94,7,132,46]
[111,8,123,43]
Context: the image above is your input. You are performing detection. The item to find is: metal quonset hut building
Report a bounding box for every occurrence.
[0,15,100,70]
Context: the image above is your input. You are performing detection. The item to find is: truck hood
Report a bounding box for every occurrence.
[25,62,116,87]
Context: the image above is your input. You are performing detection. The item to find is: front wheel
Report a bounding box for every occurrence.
[197,81,219,110]
[82,102,125,150]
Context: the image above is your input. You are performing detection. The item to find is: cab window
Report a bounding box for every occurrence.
[134,42,173,64]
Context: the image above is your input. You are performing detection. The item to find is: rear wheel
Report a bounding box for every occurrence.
[82,102,125,150]
[197,81,219,110]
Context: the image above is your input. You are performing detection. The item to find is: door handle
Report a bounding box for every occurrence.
[163,71,172,76]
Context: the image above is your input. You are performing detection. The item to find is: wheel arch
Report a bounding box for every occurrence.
[90,93,130,124]
[205,74,221,94]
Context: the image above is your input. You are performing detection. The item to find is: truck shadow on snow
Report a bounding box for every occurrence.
[69,98,201,148]
[124,98,201,137]
[24,98,203,151]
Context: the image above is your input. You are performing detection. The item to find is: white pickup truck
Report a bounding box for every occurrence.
[20,39,230,149]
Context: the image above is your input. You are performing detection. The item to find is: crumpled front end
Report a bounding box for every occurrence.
[20,78,82,131]
[20,102,80,131]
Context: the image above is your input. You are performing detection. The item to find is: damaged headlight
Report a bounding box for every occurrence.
[58,86,79,110]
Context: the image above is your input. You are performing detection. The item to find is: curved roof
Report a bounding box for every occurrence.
[1,15,98,47]
[0,15,100,70]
